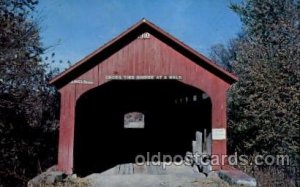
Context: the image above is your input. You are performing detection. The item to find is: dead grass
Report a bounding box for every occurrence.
[29,177,90,187]
[238,165,298,187]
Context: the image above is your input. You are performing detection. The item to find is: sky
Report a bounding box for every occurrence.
[36,0,242,70]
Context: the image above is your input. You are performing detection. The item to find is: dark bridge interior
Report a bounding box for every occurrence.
[74,80,211,176]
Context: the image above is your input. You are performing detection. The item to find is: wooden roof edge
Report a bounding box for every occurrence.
[49,18,238,86]
[49,19,145,85]
[144,20,238,83]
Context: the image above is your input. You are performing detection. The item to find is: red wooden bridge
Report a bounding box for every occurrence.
[50,19,238,175]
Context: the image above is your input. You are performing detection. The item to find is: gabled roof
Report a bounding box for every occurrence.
[50,19,238,88]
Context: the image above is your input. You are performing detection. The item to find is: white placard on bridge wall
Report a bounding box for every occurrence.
[212,128,226,140]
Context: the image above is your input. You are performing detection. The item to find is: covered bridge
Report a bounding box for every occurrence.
[50,19,238,176]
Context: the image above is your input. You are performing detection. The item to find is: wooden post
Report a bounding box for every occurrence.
[211,93,227,170]
[195,131,202,154]
[57,84,76,174]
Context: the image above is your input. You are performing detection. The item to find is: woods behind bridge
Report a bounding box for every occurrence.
[0,0,299,186]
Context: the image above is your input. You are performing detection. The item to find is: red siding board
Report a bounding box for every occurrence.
[56,28,235,173]
[57,84,76,174]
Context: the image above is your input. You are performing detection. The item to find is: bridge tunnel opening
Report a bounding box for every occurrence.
[74,80,211,176]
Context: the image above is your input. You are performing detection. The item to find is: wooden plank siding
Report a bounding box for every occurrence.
[70,34,231,98]
[53,19,237,174]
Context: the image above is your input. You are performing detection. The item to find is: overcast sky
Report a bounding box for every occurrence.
[37,0,242,70]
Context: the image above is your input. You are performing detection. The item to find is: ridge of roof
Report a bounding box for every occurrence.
[50,18,238,87]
